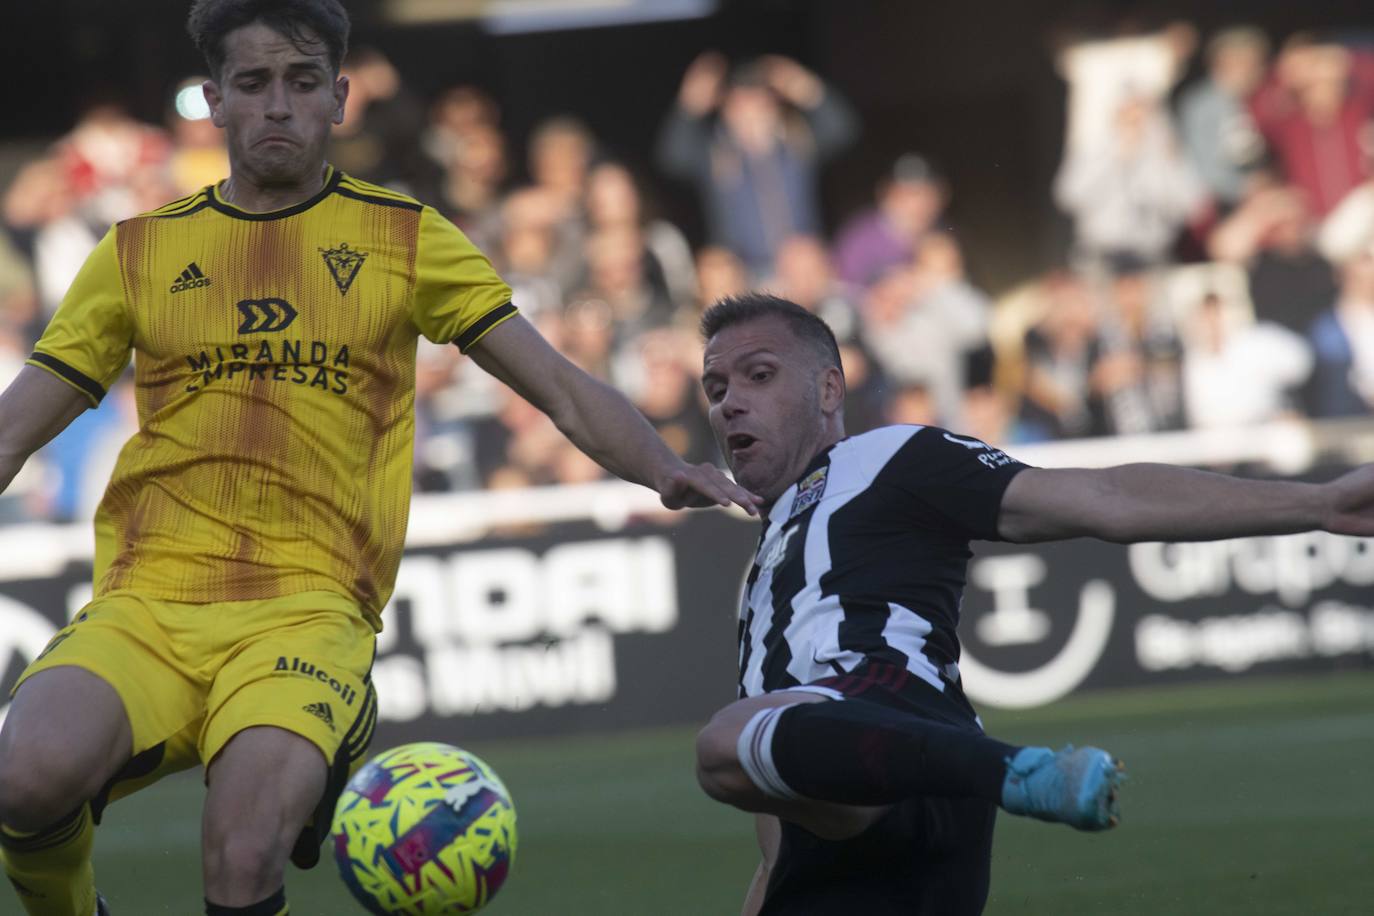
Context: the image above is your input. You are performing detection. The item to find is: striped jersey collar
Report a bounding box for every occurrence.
[208,165,341,220]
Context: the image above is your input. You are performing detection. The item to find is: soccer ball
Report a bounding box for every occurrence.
[331,742,517,914]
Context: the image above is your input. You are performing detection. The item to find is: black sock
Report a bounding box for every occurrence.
[769,700,1019,805]
[205,886,288,915]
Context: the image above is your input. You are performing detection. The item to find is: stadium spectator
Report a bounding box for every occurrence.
[584,160,696,308]
[884,382,938,426]
[1054,93,1208,267]
[860,234,991,427]
[494,187,566,319]
[561,295,618,382]
[1308,244,1374,417]
[1180,291,1313,429]
[690,245,749,318]
[1056,21,1195,158]
[628,330,717,465]
[420,86,504,232]
[525,116,597,292]
[424,86,501,166]
[832,153,947,288]
[575,225,675,337]
[1176,27,1270,210]
[1017,271,1101,439]
[656,51,858,276]
[3,103,174,319]
[1208,174,1339,335]
[771,234,860,344]
[1089,260,1185,436]
[433,120,508,246]
[1250,36,1374,219]
[529,116,595,217]
[329,47,432,194]
[836,339,890,436]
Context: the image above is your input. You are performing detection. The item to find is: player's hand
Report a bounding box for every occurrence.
[1322,463,1374,536]
[658,461,764,517]
[680,51,727,116]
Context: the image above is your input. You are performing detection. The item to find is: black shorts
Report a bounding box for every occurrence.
[758,662,996,916]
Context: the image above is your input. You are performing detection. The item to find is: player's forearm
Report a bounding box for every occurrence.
[1088,463,1327,543]
[549,367,684,492]
[1000,463,1335,544]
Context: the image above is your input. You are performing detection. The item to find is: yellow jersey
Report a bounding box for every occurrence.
[28,168,514,628]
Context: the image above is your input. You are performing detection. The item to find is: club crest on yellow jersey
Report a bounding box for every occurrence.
[320,242,368,295]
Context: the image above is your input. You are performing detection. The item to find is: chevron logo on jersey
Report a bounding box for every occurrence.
[237,298,298,333]
[170,262,211,293]
[320,242,368,295]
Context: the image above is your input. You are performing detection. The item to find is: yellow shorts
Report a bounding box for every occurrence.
[14,589,378,835]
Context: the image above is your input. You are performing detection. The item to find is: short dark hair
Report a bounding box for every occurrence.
[701,293,843,374]
[188,0,350,80]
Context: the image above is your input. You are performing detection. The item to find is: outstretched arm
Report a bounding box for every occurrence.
[0,365,93,494]
[997,463,1374,544]
[467,315,762,515]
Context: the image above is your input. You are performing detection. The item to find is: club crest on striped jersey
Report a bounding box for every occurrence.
[320,242,368,295]
[788,466,828,520]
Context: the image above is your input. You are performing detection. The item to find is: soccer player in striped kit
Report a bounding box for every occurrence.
[693,293,1374,915]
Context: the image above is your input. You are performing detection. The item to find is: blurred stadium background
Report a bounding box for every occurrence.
[1,0,1372,912]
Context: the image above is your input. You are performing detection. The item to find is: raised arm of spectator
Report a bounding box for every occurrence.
[468,313,763,514]
[656,52,726,181]
[1347,45,1374,100]
[1206,185,1298,262]
[997,462,1374,543]
[0,366,91,495]
[761,55,859,161]
[1249,40,1306,140]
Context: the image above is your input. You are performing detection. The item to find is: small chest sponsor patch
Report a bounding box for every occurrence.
[788,466,828,520]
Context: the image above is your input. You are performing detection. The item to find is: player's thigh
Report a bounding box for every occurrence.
[0,595,204,823]
[203,725,329,844]
[200,597,378,843]
[0,667,132,823]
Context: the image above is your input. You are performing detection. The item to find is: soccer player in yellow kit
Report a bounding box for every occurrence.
[0,2,762,914]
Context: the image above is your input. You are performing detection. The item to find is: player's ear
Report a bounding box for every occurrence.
[203,79,226,128]
[332,74,350,125]
[819,365,845,414]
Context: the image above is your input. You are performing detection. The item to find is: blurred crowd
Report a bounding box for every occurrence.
[2,21,1374,523]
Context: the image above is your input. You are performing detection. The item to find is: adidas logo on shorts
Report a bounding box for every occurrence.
[303,701,335,731]
[170,262,211,293]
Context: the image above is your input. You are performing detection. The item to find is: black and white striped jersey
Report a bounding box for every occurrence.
[736,424,1028,698]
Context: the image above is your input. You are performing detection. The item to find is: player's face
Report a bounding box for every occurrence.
[204,21,347,189]
[702,317,839,505]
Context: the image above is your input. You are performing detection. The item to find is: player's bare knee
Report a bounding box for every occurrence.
[694,718,754,806]
[0,750,91,832]
[204,825,284,894]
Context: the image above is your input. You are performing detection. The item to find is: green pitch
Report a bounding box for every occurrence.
[87,672,1374,915]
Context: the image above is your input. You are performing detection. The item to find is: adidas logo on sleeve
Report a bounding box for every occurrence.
[170,262,211,293]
